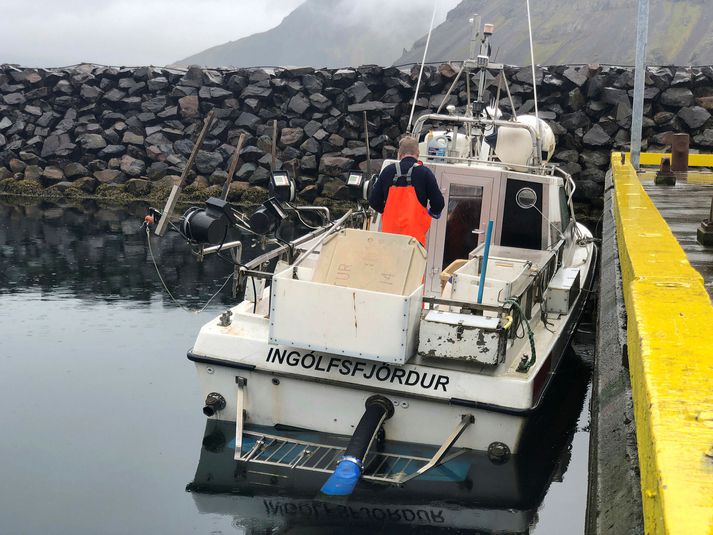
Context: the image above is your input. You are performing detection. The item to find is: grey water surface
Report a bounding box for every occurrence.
[0,199,594,534]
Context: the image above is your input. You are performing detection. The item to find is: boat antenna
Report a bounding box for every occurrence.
[271,119,278,172]
[526,0,543,162]
[363,111,371,177]
[525,0,539,121]
[407,0,438,133]
[465,16,477,117]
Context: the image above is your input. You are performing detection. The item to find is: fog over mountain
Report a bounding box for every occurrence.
[175,0,458,68]
[397,0,713,66]
[2,0,710,69]
[0,0,304,67]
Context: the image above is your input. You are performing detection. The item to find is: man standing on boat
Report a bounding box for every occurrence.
[368,136,444,246]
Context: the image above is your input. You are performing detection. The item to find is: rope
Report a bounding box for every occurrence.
[145,225,233,314]
[407,0,439,133]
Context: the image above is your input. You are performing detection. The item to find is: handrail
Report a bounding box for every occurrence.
[419,154,557,175]
[290,209,354,269]
[411,113,542,167]
[243,209,365,271]
[422,296,507,314]
[552,166,578,224]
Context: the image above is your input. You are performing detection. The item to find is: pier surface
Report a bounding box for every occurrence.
[638,168,713,298]
[609,154,713,535]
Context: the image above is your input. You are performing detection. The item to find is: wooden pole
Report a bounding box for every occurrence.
[155,110,216,236]
[221,133,247,200]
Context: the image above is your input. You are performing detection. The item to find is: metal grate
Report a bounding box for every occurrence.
[232,376,473,485]
[239,431,440,485]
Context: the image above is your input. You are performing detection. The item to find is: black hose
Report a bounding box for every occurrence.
[344,395,394,460]
[320,394,394,496]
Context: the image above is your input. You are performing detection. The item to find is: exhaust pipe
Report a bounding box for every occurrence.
[202,392,226,417]
[320,395,394,496]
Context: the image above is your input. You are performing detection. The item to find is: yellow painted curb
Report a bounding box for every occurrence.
[612,153,713,535]
[624,151,713,168]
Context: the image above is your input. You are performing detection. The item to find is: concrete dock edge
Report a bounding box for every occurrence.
[586,171,644,535]
[608,155,713,534]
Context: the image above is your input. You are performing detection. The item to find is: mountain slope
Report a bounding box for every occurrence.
[395,0,713,66]
[175,0,457,68]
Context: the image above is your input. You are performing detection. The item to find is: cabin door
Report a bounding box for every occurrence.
[425,173,496,295]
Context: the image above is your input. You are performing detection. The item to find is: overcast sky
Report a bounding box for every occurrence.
[0,0,457,67]
[0,0,304,67]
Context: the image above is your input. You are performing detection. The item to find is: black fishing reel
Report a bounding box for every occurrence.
[181,197,237,245]
[269,170,296,202]
[248,197,289,236]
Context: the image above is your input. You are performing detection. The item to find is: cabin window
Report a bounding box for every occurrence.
[442,183,484,269]
[500,179,543,250]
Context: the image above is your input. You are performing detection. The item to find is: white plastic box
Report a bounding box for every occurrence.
[268,230,427,365]
[451,255,530,306]
[546,267,580,314]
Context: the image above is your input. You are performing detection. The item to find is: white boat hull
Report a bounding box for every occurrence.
[188,227,595,454]
[192,359,528,451]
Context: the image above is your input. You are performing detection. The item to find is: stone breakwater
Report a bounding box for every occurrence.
[0,62,712,211]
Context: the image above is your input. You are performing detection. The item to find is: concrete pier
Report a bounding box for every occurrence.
[587,170,643,535]
[593,154,713,534]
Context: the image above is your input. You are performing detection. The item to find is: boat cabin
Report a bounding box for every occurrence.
[375,158,575,298]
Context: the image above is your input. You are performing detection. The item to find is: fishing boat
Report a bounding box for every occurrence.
[186,350,590,534]
[150,14,596,495]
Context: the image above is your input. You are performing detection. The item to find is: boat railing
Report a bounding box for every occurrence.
[421,154,560,176]
[426,244,562,338]
[412,113,543,167]
[423,284,530,341]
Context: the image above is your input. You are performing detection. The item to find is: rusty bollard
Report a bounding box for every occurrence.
[696,196,713,246]
[655,157,676,185]
[671,133,689,173]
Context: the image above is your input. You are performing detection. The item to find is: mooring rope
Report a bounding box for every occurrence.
[145,225,233,314]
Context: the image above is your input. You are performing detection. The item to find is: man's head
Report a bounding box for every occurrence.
[398,136,420,159]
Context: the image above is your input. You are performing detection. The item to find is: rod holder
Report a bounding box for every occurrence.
[697,196,713,246]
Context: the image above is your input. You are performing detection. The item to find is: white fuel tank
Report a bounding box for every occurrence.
[494,115,555,170]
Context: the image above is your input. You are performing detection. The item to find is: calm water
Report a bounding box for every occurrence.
[0,198,594,534]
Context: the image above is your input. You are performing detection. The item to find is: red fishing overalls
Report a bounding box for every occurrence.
[381,160,433,246]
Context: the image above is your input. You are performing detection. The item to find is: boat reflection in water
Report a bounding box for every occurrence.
[186,349,590,534]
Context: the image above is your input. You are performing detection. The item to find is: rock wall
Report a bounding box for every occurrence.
[0,62,712,212]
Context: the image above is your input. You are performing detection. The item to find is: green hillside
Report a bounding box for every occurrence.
[396,0,713,66]
[176,0,713,68]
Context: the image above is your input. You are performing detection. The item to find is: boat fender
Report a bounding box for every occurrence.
[320,394,394,496]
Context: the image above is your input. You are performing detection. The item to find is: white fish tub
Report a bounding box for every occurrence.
[268,229,427,365]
